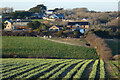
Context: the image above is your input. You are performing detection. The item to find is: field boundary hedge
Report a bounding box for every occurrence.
[85,33,112,60]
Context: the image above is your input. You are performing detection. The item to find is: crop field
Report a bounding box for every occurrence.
[2,36,99,59]
[108,61,120,78]
[1,58,109,80]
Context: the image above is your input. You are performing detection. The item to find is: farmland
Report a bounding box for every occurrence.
[48,38,91,47]
[108,61,120,78]
[2,36,119,79]
[1,58,119,80]
[2,36,99,59]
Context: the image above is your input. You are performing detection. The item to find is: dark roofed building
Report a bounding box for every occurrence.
[56,14,64,19]
[68,22,89,25]
[67,21,90,32]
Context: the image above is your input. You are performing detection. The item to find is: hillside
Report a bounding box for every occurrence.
[2,36,99,59]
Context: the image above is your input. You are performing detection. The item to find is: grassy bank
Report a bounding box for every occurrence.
[2,36,99,59]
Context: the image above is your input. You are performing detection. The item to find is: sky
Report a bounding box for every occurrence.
[0,0,119,11]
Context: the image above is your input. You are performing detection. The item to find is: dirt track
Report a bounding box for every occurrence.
[44,38,90,48]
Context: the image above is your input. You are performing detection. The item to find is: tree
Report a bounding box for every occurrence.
[39,23,47,30]
[63,27,70,31]
[29,4,47,13]
[27,21,41,30]
[10,11,33,18]
[2,22,5,29]
[27,22,34,29]
[73,30,82,38]
[1,7,13,13]
[107,18,118,27]
[32,21,40,29]
[57,30,63,36]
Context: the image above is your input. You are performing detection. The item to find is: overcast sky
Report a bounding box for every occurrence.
[0,0,119,11]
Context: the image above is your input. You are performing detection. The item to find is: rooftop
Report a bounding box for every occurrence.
[68,22,89,25]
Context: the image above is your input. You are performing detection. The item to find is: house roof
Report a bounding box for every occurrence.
[49,25,59,29]
[56,14,64,17]
[46,11,53,14]
[7,20,13,23]
[68,22,89,25]
[49,14,58,18]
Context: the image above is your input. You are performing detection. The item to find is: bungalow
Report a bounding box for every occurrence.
[67,22,90,29]
[67,22,90,32]
[49,25,59,31]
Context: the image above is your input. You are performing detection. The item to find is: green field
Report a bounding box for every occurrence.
[49,38,91,47]
[2,36,99,59]
[1,58,105,79]
[105,39,120,56]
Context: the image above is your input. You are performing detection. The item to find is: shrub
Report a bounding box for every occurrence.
[85,33,112,60]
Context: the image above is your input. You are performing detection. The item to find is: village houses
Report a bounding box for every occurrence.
[4,20,32,30]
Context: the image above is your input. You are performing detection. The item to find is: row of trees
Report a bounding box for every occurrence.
[0,7,13,14]
[2,4,47,19]
[10,11,33,18]
[2,30,83,38]
[27,21,47,30]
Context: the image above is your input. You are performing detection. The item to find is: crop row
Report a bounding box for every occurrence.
[24,60,74,79]
[100,60,105,78]
[49,60,83,79]
[108,61,119,78]
[89,60,99,79]
[1,59,107,79]
[2,59,70,79]
[39,60,83,79]
[73,60,93,79]
[16,59,74,78]
[64,60,88,79]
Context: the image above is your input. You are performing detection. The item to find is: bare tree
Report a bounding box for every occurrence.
[1,7,13,13]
